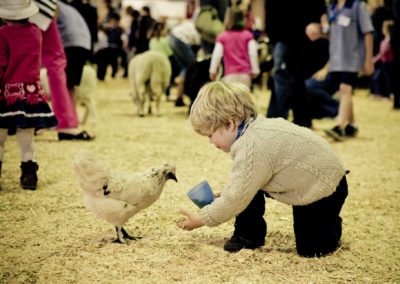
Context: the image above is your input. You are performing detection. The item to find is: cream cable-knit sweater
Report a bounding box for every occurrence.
[199,116,346,227]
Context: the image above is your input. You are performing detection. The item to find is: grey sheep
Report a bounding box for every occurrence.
[128,51,172,116]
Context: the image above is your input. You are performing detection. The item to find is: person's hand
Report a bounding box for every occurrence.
[312,67,328,81]
[364,60,374,76]
[209,73,217,81]
[305,23,322,41]
[176,209,204,231]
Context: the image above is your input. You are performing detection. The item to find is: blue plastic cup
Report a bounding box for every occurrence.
[187,180,214,208]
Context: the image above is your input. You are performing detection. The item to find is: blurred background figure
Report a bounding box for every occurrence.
[149,21,178,99]
[135,6,156,54]
[324,0,374,141]
[96,11,124,80]
[209,7,259,88]
[31,0,93,140]
[371,0,394,56]
[168,20,201,106]
[391,0,400,109]
[57,1,91,111]
[265,0,327,128]
[370,20,394,99]
[67,0,99,63]
[195,0,228,55]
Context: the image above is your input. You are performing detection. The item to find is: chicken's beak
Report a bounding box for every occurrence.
[166,172,177,182]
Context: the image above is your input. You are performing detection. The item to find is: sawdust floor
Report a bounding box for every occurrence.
[0,76,399,283]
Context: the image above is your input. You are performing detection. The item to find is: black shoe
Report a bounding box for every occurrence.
[324,126,345,141]
[223,236,264,252]
[344,124,358,137]
[58,131,95,141]
[175,97,185,107]
[20,161,39,190]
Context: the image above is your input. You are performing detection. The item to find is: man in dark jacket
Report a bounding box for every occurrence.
[265,0,327,128]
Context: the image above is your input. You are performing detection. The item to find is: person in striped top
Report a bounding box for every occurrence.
[324,0,374,141]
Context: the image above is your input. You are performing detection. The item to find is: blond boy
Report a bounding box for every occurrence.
[177,81,348,257]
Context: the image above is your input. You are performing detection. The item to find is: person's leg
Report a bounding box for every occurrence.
[293,176,348,257]
[0,128,7,161]
[41,20,79,130]
[67,47,89,106]
[0,128,7,178]
[370,63,384,96]
[169,35,195,105]
[120,48,128,78]
[224,190,266,252]
[337,83,354,127]
[306,78,339,119]
[382,62,393,98]
[110,48,120,78]
[268,43,291,119]
[16,128,39,190]
[96,49,109,81]
[16,128,35,162]
[291,44,313,128]
[291,79,312,128]
[325,73,358,140]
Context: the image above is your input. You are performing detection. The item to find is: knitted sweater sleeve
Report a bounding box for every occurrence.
[199,136,272,227]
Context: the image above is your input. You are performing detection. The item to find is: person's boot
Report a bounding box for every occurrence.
[223,191,267,252]
[20,161,39,190]
[223,234,265,252]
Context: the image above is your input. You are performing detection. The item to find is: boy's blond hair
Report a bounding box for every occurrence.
[190,81,257,135]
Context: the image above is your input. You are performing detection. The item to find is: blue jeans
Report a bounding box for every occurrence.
[306,78,339,119]
[370,61,393,97]
[168,34,196,77]
[267,42,312,127]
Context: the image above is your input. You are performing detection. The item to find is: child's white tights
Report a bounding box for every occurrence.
[0,128,35,162]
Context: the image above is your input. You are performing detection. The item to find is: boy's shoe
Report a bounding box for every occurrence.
[344,124,358,137]
[20,161,39,190]
[223,235,264,253]
[324,126,345,141]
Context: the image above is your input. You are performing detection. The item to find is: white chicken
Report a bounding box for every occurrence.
[72,149,177,243]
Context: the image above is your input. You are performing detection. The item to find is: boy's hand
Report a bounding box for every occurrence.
[177,209,204,231]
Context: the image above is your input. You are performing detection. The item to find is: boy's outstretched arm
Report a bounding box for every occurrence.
[177,209,204,231]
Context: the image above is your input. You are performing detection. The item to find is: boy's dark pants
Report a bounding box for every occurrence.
[232,190,266,245]
[293,176,348,257]
[233,176,348,257]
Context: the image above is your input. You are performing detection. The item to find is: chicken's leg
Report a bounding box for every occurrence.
[114,226,142,243]
[122,227,142,241]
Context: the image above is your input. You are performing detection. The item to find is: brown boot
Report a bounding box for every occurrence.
[20,161,39,190]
